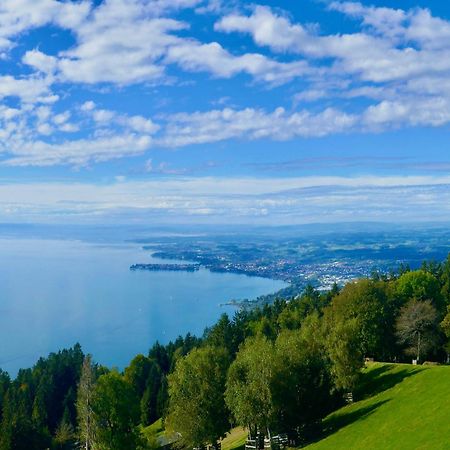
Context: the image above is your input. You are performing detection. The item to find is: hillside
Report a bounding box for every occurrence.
[305,362,450,450]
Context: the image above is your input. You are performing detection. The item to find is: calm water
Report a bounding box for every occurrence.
[0,238,285,375]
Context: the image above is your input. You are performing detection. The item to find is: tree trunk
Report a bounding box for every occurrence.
[417,331,421,363]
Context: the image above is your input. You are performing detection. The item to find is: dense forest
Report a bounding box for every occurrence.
[2,256,450,449]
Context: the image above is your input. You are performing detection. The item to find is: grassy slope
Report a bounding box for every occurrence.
[222,427,247,450]
[306,363,450,450]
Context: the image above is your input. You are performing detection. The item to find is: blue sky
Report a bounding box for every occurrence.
[1,0,450,224]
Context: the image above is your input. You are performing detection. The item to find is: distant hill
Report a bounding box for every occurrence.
[306,362,450,450]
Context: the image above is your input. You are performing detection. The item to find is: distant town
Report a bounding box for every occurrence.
[131,225,450,303]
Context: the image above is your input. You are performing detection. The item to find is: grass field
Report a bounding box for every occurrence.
[221,427,247,450]
[305,362,450,450]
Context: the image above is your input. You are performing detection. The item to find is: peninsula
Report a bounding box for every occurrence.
[130,263,201,272]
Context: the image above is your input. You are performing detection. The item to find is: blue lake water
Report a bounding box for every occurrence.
[0,238,285,376]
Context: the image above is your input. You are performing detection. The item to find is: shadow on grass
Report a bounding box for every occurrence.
[298,398,391,447]
[354,365,422,400]
[303,366,423,447]
[320,398,390,439]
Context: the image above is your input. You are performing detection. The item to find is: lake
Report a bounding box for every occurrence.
[0,238,285,376]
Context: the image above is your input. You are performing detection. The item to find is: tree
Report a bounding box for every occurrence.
[0,384,50,450]
[0,370,10,424]
[54,420,76,449]
[140,360,163,426]
[91,371,141,450]
[76,355,96,450]
[148,341,170,374]
[396,299,439,362]
[323,313,363,392]
[271,324,335,440]
[396,270,443,311]
[440,304,450,355]
[167,346,230,449]
[204,313,240,356]
[326,279,396,360]
[225,335,275,437]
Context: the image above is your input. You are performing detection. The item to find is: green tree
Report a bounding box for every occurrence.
[0,385,50,450]
[167,346,230,448]
[205,313,240,356]
[327,279,396,359]
[53,420,76,449]
[396,299,439,362]
[140,360,163,426]
[323,313,363,392]
[396,270,443,311]
[91,371,141,450]
[225,335,274,437]
[271,324,334,439]
[0,370,10,424]
[124,354,153,398]
[440,304,450,354]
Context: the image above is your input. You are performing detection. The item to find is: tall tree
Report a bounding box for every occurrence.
[76,355,96,450]
[0,370,10,424]
[323,313,363,392]
[225,335,275,437]
[91,371,141,450]
[140,360,163,426]
[271,324,335,439]
[167,346,230,449]
[326,279,396,360]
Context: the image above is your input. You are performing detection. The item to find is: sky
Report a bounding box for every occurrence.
[1,0,450,225]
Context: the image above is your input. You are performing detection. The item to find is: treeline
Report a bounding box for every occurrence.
[2,257,450,449]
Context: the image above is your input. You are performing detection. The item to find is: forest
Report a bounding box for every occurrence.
[2,256,450,449]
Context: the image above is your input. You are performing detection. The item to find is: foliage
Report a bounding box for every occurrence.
[395,270,443,310]
[91,370,141,450]
[225,335,275,435]
[167,346,230,448]
[325,314,363,392]
[326,279,397,359]
[0,345,83,450]
[271,326,335,437]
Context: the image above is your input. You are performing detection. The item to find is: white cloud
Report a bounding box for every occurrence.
[124,115,160,134]
[92,109,115,123]
[215,3,450,131]
[159,106,356,147]
[2,176,450,223]
[0,0,313,88]
[0,75,56,104]
[83,102,160,134]
[22,49,57,74]
[53,111,70,125]
[3,134,152,167]
[80,101,95,111]
[0,0,90,49]
[36,123,52,136]
[165,40,311,84]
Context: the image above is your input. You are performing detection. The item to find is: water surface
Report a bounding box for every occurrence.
[0,238,285,375]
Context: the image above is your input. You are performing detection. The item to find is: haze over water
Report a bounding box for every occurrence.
[0,237,285,376]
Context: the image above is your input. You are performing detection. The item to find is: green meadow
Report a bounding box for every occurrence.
[305,363,450,450]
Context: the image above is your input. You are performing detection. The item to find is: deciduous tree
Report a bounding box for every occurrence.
[167,346,230,448]
[396,299,439,362]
